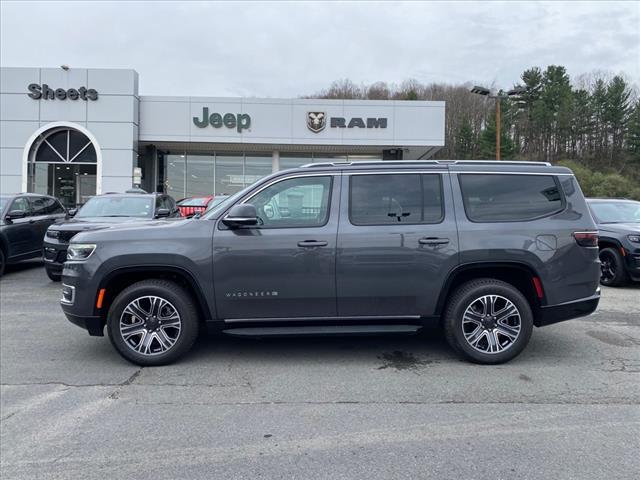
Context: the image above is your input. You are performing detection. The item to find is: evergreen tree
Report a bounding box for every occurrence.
[455,118,476,159]
[479,109,515,159]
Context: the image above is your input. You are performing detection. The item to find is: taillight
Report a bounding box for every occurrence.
[573,231,598,247]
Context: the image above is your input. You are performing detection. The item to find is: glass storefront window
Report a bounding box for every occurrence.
[312,154,348,164]
[244,154,272,187]
[157,150,383,199]
[215,153,244,195]
[164,154,186,200]
[186,154,214,198]
[347,154,381,162]
[279,153,312,171]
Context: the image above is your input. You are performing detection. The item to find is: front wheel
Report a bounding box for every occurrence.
[107,279,200,366]
[599,247,628,287]
[0,249,5,277]
[443,279,533,364]
[45,267,61,282]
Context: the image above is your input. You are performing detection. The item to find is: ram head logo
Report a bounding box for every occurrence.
[307,112,326,133]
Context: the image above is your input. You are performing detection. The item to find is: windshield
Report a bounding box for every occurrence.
[178,197,210,207]
[590,201,640,223]
[205,196,229,211]
[0,197,8,212]
[77,196,154,218]
[201,189,250,219]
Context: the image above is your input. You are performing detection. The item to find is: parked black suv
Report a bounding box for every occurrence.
[44,192,181,281]
[587,198,640,286]
[0,193,66,277]
[60,161,600,366]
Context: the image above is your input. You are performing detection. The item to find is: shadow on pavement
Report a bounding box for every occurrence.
[2,258,45,276]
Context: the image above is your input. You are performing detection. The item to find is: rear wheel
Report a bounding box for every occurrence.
[443,279,533,364]
[107,279,200,366]
[599,247,628,287]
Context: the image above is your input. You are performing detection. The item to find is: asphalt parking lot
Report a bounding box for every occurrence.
[1,259,639,479]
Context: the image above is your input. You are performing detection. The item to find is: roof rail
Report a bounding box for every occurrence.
[301,160,551,168]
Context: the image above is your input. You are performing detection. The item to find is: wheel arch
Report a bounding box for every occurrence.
[96,265,214,323]
[435,262,544,318]
[598,236,623,251]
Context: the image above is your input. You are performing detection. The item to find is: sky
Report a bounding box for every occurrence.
[1,1,638,97]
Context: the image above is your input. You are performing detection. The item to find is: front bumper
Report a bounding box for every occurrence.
[535,290,600,327]
[60,260,105,336]
[43,240,69,273]
[64,311,104,336]
[624,250,640,280]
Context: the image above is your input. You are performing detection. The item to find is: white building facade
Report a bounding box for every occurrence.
[1,67,445,207]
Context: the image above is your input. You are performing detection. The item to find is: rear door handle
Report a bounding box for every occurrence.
[297,240,328,248]
[419,237,449,245]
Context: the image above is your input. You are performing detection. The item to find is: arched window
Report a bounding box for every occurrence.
[34,128,96,163]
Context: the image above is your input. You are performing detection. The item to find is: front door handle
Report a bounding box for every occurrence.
[419,237,449,245]
[297,240,328,248]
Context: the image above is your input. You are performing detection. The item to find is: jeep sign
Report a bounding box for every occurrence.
[27,83,98,101]
[193,107,251,133]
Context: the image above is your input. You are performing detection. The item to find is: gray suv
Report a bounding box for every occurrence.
[60,161,601,366]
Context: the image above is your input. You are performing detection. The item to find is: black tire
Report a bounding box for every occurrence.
[0,249,5,278]
[599,247,628,287]
[45,267,61,282]
[107,279,200,366]
[443,278,534,364]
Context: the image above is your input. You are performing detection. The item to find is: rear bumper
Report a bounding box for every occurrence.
[535,290,600,327]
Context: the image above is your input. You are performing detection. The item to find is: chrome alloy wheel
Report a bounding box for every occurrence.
[461,295,521,354]
[119,296,182,356]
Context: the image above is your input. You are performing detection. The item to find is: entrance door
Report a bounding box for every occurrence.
[336,170,459,317]
[212,174,340,320]
[28,127,98,208]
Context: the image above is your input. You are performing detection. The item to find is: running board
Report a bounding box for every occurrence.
[222,325,422,337]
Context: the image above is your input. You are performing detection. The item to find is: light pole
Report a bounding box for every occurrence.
[470,86,525,160]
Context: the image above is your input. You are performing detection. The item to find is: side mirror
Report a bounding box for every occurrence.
[222,204,258,228]
[155,208,171,218]
[5,210,27,222]
[67,208,78,218]
[193,212,202,219]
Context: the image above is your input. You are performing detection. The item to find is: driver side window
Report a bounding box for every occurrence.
[248,176,332,228]
[10,197,31,216]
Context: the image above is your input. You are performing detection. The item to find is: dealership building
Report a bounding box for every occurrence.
[0,67,445,207]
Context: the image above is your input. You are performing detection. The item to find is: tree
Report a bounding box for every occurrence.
[455,118,476,159]
[479,110,515,160]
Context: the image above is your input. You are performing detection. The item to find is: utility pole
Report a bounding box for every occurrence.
[470,86,525,160]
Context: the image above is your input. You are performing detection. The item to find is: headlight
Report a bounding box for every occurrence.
[67,243,96,261]
[628,234,640,243]
[46,230,60,239]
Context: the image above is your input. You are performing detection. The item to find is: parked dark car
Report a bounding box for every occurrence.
[60,160,600,366]
[176,196,214,217]
[0,193,67,277]
[43,192,180,281]
[587,198,640,286]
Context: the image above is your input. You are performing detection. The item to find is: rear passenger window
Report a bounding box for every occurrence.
[29,197,48,215]
[350,174,443,225]
[459,174,564,222]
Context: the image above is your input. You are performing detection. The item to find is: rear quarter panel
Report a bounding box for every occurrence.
[450,170,600,306]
